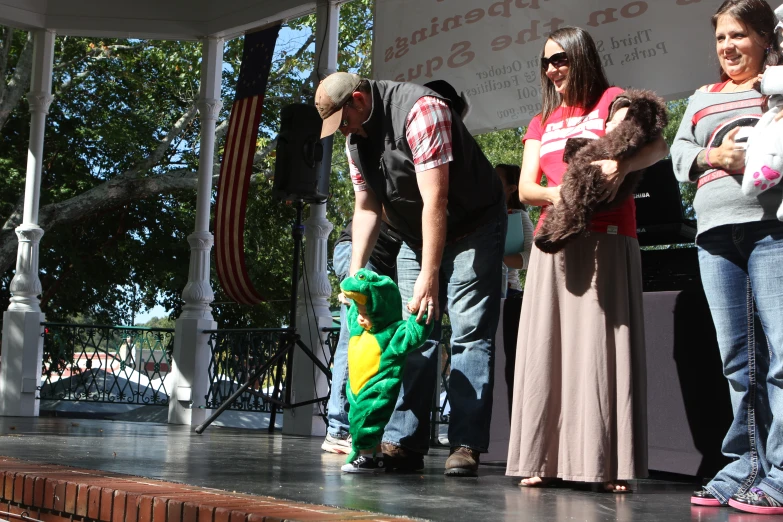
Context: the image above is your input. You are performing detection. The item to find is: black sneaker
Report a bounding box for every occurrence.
[341,455,385,474]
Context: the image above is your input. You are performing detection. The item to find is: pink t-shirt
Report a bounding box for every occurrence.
[524,86,637,238]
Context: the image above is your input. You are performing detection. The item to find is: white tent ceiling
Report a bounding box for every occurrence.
[0,0,322,40]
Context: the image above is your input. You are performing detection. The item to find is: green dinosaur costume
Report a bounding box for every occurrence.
[340,268,434,462]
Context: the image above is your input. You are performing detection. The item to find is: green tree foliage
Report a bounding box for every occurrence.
[0,1,375,327]
[474,128,525,166]
[664,98,696,219]
[142,316,175,329]
[1,35,205,325]
[473,126,543,223]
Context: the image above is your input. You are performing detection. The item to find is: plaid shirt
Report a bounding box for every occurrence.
[348,96,453,192]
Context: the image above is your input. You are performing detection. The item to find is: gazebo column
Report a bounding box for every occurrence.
[283,0,339,436]
[168,36,223,426]
[0,29,55,417]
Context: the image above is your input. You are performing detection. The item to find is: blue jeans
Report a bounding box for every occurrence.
[698,220,783,503]
[326,240,383,438]
[382,213,505,454]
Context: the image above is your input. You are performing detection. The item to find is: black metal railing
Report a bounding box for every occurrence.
[322,326,340,369]
[37,318,448,430]
[40,323,174,405]
[203,328,290,414]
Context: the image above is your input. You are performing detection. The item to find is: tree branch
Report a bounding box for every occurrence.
[121,104,199,179]
[0,168,200,274]
[253,139,277,165]
[281,34,316,76]
[0,31,33,132]
[0,26,12,95]
[40,259,74,310]
[54,42,147,74]
[55,67,93,98]
[2,193,25,233]
[247,171,272,184]
[0,151,277,276]
[55,43,147,98]
[215,119,229,141]
[210,120,230,176]
[0,37,146,134]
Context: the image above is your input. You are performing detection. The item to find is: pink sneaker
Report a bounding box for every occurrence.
[728,488,783,515]
[690,488,722,507]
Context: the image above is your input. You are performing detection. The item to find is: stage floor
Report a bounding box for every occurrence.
[0,417,751,522]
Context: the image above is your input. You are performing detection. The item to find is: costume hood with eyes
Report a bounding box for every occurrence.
[339,268,433,462]
[741,3,783,220]
[535,89,668,254]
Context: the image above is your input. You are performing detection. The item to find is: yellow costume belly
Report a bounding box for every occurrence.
[347,332,382,395]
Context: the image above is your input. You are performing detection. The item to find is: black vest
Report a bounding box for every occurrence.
[347,80,504,246]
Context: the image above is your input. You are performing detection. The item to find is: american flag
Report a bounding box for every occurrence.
[215,24,281,305]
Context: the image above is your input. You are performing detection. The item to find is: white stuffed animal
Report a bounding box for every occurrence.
[742,4,783,220]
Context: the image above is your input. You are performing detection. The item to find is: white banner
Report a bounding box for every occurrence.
[373,0,722,134]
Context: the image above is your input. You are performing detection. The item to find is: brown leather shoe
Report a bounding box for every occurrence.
[444,446,480,477]
[381,442,424,472]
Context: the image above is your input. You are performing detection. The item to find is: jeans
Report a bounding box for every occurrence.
[698,220,783,503]
[382,213,506,454]
[326,240,383,438]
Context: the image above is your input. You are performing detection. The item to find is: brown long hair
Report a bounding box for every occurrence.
[540,26,610,125]
[712,0,781,81]
[496,164,526,211]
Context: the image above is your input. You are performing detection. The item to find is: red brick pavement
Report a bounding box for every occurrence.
[0,458,416,522]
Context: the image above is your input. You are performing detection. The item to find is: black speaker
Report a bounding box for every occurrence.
[273,103,326,203]
[634,159,696,246]
[634,159,684,227]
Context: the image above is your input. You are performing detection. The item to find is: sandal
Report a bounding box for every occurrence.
[519,476,560,488]
[602,481,633,494]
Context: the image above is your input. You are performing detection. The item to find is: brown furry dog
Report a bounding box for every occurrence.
[534,89,668,254]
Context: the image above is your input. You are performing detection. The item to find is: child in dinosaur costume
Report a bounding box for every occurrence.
[339,268,434,473]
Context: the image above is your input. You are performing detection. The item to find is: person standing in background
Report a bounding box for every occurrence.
[496,163,534,298]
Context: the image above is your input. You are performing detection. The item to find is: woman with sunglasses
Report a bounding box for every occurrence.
[505,26,667,492]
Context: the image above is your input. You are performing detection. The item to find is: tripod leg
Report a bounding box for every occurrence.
[283,340,334,408]
[295,339,333,379]
[195,341,292,434]
[267,357,285,433]
[284,342,295,404]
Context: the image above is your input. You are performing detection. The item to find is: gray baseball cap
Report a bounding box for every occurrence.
[315,72,362,138]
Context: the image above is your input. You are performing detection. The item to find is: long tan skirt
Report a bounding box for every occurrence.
[505,233,648,482]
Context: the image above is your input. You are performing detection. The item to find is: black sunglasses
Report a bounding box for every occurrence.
[541,52,568,69]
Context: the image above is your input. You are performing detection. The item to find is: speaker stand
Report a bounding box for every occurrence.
[195,200,332,434]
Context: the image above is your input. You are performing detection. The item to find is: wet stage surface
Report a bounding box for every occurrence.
[0,417,763,521]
